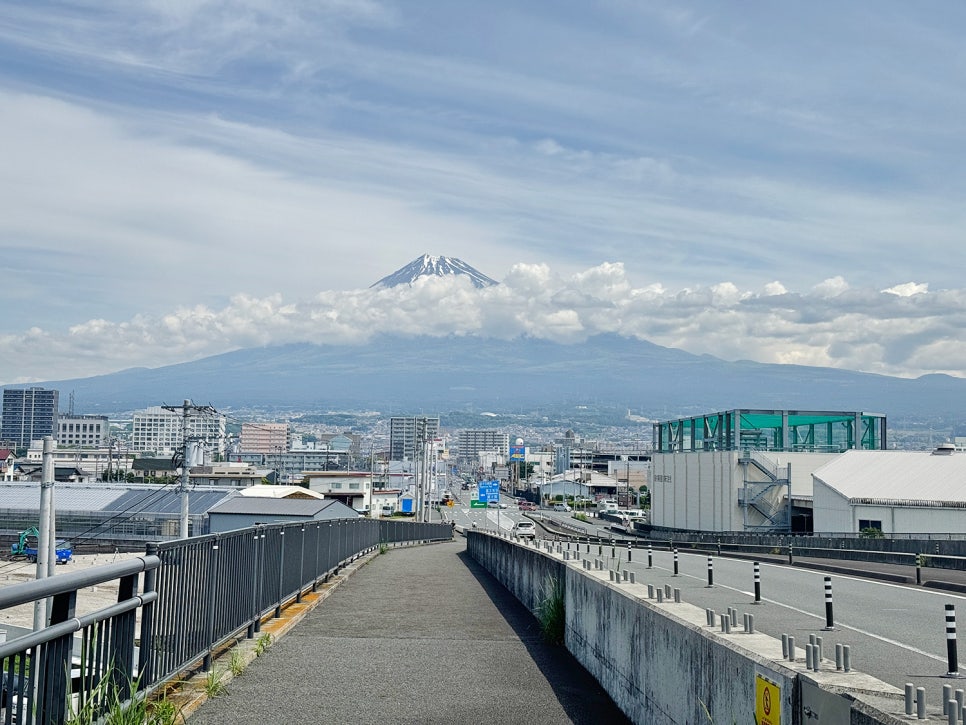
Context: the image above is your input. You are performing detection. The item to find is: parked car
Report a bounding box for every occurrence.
[512,520,536,539]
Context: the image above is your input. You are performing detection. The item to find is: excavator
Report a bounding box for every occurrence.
[10,527,72,564]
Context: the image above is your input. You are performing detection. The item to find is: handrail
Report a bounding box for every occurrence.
[0,554,160,609]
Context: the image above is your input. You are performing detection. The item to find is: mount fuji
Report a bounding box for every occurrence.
[370,254,498,289]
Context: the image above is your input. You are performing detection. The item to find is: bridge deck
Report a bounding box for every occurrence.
[188,539,630,725]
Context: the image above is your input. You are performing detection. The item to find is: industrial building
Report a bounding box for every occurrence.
[0,482,235,542]
[812,444,966,535]
[207,495,358,533]
[649,409,888,533]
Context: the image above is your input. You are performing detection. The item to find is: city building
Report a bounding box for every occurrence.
[389,416,439,462]
[24,439,134,480]
[1,387,59,449]
[189,462,265,488]
[239,422,290,453]
[0,449,16,481]
[207,496,358,533]
[812,445,966,535]
[304,471,374,514]
[57,414,109,448]
[456,429,509,464]
[131,405,226,458]
[649,409,888,533]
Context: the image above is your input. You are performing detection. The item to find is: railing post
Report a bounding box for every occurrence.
[139,542,159,685]
[297,527,306,603]
[203,542,220,671]
[275,529,285,619]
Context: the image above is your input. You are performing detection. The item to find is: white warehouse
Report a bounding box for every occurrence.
[812,445,966,535]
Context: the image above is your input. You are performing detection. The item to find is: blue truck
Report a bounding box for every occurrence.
[11,527,73,564]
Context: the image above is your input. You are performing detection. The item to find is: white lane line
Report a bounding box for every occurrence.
[646,563,949,665]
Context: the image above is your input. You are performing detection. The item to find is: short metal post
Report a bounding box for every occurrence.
[781,633,788,658]
[941,684,951,715]
[707,555,714,587]
[904,683,914,715]
[673,588,681,603]
[823,576,834,630]
[842,644,851,672]
[835,643,843,671]
[656,588,664,603]
[947,604,960,676]
[787,636,796,662]
[948,700,958,725]
[716,539,721,557]
[673,548,679,576]
[753,561,761,603]
[916,687,926,719]
[664,584,671,599]
[629,572,635,584]
[788,545,793,565]
[806,644,814,670]
[647,584,654,598]
[957,688,964,720]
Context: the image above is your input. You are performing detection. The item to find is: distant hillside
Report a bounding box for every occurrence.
[15,334,966,422]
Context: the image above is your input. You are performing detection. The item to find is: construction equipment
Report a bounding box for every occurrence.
[10,527,72,564]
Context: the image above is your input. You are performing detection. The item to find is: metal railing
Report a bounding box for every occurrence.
[1,518,452,723]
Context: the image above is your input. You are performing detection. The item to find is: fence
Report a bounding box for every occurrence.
[0,518,451,724]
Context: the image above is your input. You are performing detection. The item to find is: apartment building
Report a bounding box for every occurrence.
[1,387,59,448]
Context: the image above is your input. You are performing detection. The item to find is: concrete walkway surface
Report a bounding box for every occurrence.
[189,539,630,725]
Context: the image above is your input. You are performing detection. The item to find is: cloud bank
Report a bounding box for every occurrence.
[2,263,963,385]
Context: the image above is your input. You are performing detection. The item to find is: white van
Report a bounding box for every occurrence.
[597,499,618,512]
[552,503,571,512]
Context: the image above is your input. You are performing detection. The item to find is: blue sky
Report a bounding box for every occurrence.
[1,1,965,384]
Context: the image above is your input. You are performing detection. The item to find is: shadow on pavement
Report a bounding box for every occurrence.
[455,548,632,725]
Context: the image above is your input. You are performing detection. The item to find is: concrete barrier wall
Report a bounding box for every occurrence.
[468,532,907,725]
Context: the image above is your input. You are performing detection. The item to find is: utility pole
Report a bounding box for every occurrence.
[33,436,55,630]
[163,399,217,539]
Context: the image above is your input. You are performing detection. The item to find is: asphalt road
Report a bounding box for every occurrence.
[549,540,965,693]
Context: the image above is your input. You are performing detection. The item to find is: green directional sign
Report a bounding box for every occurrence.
[470,500,487,508]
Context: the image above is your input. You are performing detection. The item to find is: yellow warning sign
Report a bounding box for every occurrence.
[755,674,781,725]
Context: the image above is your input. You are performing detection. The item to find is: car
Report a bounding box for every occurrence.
[552,503,571,512]
[518,501,537,511]
[487,501,508,509]
[512,521,536,539]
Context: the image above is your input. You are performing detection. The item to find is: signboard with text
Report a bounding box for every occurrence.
[477,480,500,503]
[508,445,526,462]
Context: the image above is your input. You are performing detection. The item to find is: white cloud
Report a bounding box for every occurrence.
[3,264,966,384]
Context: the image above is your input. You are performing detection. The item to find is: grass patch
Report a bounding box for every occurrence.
[537,575,565,645]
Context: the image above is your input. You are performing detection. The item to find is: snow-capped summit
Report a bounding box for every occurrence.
[370,254,498,289]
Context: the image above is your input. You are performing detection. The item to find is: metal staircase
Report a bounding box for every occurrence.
[738,450,791,531]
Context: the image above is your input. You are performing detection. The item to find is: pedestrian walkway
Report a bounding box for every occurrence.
[189,539,630,725]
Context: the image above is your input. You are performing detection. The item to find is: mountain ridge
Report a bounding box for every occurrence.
[14,333,965,422]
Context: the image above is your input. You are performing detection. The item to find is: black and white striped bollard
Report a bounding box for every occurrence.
[627,543,632,562]
[647,544,653,569]
[753,561,762,604]
[706,555,714,587]
[673,548,679,576]
[946,604,960,677]
[822,576,835,630]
